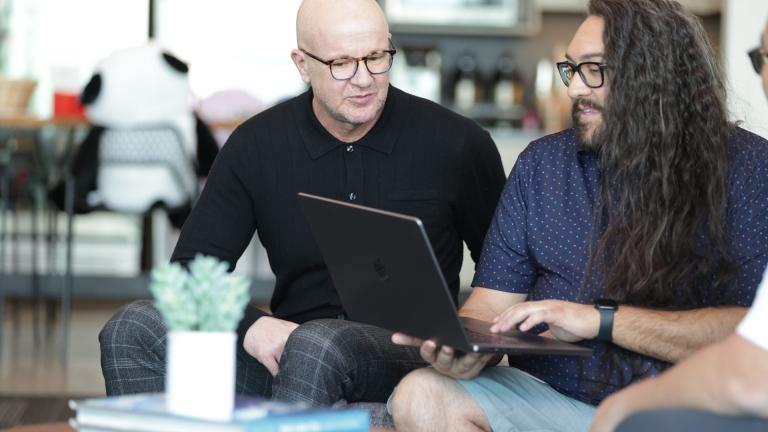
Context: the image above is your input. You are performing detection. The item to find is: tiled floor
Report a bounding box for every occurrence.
[0,300,119,396]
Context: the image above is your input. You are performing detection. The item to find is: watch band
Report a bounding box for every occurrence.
[596,307,615,341]
[595,298,618,342]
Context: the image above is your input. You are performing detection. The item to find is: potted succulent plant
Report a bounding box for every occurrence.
[149,254,251,421]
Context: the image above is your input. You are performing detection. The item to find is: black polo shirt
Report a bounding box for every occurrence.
[171,86,505,337]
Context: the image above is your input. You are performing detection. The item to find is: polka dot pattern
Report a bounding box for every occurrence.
[472,127,768,405]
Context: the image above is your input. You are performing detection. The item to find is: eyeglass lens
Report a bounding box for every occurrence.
[749,48,765,74]
[330,52,394,80]
[557,62,604,88]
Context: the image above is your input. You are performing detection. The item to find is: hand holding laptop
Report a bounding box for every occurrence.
[391,331,498,380]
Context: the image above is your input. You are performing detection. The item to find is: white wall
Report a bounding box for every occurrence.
[156,0,306,105]
[723,0,768,138]
[5,0,148,116]
[4,0,307,116]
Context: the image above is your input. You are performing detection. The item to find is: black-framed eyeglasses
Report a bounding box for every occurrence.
[556,61,609,89]
[300,46,397,81]
[748,47,768,74]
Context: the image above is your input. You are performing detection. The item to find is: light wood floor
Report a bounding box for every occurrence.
[0,300,121,396]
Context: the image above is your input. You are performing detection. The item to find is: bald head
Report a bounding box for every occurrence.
[296,0,389,51]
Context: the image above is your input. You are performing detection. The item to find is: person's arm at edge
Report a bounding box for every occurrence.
[590,332,768,432]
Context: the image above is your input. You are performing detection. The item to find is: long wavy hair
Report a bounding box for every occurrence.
[586,0,735,307]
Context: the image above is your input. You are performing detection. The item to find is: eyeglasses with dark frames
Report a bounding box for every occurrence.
[300,46,397,81]
[556,61,609,89]
[748,47,768,74]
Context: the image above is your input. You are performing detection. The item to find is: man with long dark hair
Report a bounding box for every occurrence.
[390,1,768,431]
[587,16,768,432]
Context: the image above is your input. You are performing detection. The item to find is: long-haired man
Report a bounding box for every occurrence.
[390,1,768,431]
[588,15,768,432]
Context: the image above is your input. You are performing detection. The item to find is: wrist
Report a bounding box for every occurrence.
[595,298,619,342]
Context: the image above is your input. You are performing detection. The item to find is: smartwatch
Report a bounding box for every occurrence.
[594,298,619,342]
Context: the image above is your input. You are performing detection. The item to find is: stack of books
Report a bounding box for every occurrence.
[69,393,370,432]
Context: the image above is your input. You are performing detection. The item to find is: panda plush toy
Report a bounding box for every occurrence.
[51,43,219,228]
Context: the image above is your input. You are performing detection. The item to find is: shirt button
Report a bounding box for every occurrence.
[348,192,357,201]
[346,145,354,153]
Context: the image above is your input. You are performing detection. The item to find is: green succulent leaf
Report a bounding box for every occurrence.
[149,254,251,332]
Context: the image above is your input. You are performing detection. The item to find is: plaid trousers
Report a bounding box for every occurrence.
[99,301,425,425]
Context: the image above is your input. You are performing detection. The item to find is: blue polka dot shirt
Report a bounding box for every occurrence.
[473,127,768,405]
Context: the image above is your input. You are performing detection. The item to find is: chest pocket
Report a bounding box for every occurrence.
[385,190,451,237]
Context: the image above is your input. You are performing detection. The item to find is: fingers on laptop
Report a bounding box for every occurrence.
[391,332,423,346]
[423,342,493,379]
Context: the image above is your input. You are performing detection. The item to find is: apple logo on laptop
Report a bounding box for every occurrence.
[373,258,390,281]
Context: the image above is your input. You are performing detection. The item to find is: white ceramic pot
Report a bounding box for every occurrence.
[166,330,237,421]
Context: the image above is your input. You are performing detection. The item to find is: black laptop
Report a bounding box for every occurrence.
[298,192,591,357]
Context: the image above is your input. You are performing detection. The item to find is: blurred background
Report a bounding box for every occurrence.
[0,0,767,415]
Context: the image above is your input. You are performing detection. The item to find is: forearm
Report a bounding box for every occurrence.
[597,334,768,429]
[613,306,747,363]
[459,287,526,322]
[237,303,269,347]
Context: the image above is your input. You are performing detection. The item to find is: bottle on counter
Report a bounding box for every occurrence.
[452,52,483,111]
[491,53,524,111]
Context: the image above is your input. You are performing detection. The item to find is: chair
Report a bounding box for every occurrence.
[96,126,197,216]
[59,125,197,362]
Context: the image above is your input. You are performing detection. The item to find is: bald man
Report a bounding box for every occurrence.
[98,0,505,425]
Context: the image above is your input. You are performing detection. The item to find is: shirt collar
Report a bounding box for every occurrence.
[293,85,405,160]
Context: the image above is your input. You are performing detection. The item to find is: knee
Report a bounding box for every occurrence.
[282,319,359,359]
[99,300,167,350]
[390,368,445,430]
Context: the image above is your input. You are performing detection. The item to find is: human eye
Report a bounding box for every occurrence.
[366,52,386,62]
[559,63,575,78]
[585,63,602,73]
[331,58,354,68]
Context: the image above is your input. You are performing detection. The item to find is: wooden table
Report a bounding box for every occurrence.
[0,114,88,129]
[0,422,73,432]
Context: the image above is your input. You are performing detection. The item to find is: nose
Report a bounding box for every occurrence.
[349,60,374,86]
[566,71,592,100]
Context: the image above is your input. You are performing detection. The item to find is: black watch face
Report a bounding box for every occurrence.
[596,299,618,309]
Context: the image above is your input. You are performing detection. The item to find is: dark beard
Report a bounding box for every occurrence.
[572,98,605,152]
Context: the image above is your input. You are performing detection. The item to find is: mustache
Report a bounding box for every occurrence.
[572,98,604,115]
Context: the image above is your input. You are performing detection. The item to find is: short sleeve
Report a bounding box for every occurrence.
[471,149,536,293]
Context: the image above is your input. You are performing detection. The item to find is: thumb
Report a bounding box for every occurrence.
[392,332,423,346]
[262,355,279,377]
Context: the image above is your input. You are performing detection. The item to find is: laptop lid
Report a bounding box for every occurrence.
[298,192,592,356]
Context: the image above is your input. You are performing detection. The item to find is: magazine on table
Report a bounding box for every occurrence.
[69,392,369,432]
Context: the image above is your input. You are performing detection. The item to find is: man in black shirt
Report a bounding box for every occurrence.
[99,0,505,423]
